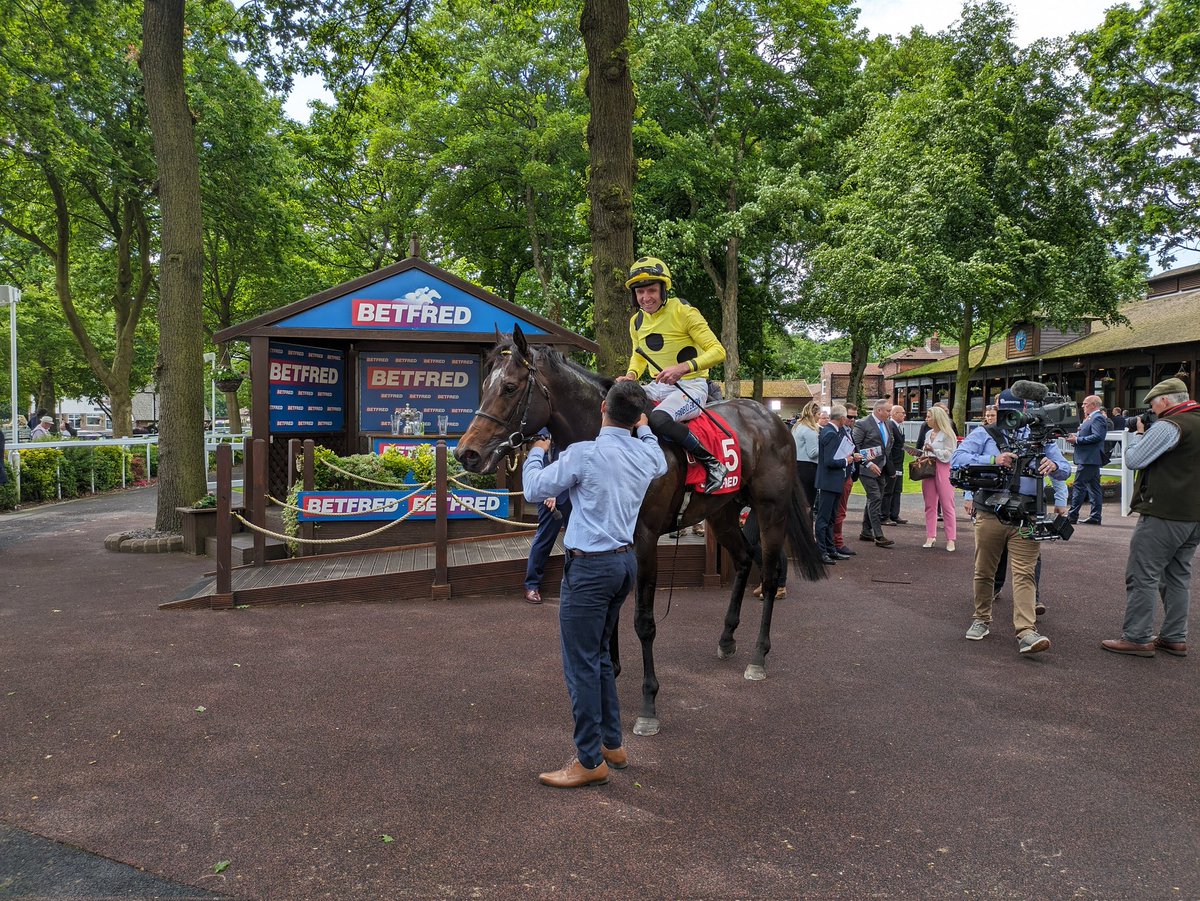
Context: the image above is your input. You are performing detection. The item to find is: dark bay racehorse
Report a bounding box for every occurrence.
[455,325,826,736]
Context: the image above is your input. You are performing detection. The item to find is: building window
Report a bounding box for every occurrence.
[768,399,782,411]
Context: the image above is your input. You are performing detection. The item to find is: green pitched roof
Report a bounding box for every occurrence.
[899,289,1200,377]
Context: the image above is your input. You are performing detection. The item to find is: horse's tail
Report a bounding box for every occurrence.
[787,482,827,582]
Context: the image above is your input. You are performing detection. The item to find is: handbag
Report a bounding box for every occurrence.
[909,455,936,481]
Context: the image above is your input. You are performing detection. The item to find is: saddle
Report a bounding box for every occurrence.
[681,412,741,494]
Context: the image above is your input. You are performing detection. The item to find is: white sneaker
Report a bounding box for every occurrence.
[1018,630,1051,654]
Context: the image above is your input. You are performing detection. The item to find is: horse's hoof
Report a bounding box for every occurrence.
[717,642,736,659]
[744,664,767,681]
[633,717,660,736]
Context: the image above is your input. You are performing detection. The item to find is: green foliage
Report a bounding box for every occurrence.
[16,448,64,503]
[0,463,17,510]
[1076,0,1200,266]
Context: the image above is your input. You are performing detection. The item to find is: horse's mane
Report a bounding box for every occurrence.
[487,337,612,398]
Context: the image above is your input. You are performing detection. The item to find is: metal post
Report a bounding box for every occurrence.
[2,286,20,499]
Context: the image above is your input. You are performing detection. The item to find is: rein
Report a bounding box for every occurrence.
[472,348,552,456]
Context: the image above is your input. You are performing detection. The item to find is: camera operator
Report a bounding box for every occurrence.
[951,387,1071,655]
[1101,378,1200,658]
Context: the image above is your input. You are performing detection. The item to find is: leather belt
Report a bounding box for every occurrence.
[568,544,633,557]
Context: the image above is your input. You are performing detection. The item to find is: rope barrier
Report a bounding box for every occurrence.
[318,458,417,488]
[233,510,420,545]
[265,482,433,515]
[447,474,524,497]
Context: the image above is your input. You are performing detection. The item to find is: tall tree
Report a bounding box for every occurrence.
[808,2,1141,427]
[142,0,206,529]
[1077,0,1200,267]
[581,0,636,373]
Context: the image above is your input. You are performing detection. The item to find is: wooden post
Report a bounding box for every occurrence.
[432,440,451,598]
[301,440,315,557]
[213,443,234,607]
[252,437,268,566]
[287,438,301,487]
[703,519,722,588]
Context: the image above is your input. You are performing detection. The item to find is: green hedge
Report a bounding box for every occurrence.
[0,443,145,510]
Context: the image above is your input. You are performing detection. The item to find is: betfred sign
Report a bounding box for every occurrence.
[275,269,550,336]
[268,342,345,433]
[296,490,508,521]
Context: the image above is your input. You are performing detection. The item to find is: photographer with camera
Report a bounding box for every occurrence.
[1101,378,1200,658]
[951,384,1072,655]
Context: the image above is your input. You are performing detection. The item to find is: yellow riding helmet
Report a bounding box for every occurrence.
[625,256,672,293]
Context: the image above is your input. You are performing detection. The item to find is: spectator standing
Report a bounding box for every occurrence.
[1066,395,1108,525]
[790,401,821,508]
[1102,378,1200,657]
[30,415,54,441]
[832,404,859,557]
[523,428,572,605]
[852,398,896,548]
[919,405,959,551]
[523,381,667,787]
[1110,407,1127,431]
[883,405,909,526]
[815,404,857,564]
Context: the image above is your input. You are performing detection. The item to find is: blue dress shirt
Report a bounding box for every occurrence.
[523,425,668,553]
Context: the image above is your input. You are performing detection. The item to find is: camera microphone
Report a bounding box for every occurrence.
[1010,380,1049,402]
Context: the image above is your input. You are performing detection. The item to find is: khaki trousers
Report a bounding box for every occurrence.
[972,513,1040,636]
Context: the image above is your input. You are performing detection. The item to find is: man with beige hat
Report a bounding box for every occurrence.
[1102,377,1200,658]
[30,415,54,441]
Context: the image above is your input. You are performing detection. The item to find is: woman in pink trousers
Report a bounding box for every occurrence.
[920,405,958,551]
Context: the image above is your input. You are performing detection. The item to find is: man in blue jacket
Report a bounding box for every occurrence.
[951,404,1071,655]
[1066,395,1108,525]
[815,405,859,565]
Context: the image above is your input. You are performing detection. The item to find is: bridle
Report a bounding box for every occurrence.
[471,348,551,457]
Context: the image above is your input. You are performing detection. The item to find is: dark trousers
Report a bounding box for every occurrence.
[742,510,787,586]
[816,488,840,556]
[559,551,635,769]
[1068,464,1103,522]
[883,470,904,521]
[795,461,817,510]
[860,474,887,538]
[525,495,571,590]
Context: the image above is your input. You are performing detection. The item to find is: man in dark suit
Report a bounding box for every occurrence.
[882,405,908,525]
[852,398,896,548]
[815,404,858,563]
[1066,394,1108,525]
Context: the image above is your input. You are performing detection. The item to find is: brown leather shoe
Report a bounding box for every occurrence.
[1155,637,1188,657]
[538,757,610,788]
[601,745,629,769]
[874,537,895,548]
[1101,638,1155,657]
[523,588,542,605]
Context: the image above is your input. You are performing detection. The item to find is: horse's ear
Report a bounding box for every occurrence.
[513,322,529,357]
[494,325,505,345]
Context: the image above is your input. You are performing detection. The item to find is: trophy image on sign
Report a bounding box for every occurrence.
[396,404,425,435]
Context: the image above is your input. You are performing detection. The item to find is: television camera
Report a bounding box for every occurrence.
[950,380,1078,541]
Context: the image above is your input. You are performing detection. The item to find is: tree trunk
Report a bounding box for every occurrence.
[847,335,870,411]
[581,0,635,374]
[142,0,207,531]
[721,234,740,400]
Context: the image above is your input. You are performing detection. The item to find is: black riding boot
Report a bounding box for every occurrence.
[648,410,728,494]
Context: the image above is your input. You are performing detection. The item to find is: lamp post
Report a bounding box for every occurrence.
[1,285,21,496]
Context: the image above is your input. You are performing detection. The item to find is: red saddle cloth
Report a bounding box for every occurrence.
[681,412,742,494]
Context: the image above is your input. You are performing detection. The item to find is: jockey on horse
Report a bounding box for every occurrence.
[615,256,729,494]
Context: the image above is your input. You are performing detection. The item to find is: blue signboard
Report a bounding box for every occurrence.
[276,269,549,335]
[269,342,345,433]
[296,490,508,521]
[360,352,479,435]
[373,437,459,457]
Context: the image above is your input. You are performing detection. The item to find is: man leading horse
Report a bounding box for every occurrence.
[615,256,728,494]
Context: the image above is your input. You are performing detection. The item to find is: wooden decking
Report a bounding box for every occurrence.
[163,531,711,610]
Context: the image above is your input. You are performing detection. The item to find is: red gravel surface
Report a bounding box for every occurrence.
[1,488,1198,899]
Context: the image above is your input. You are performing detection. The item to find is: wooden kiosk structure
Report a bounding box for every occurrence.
[173,255,715,608]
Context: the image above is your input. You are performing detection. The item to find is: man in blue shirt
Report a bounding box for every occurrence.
[951,398,1071,655]
[523,381,667,788]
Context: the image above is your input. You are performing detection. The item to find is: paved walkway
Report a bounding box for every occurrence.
[1,488,1197,899]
